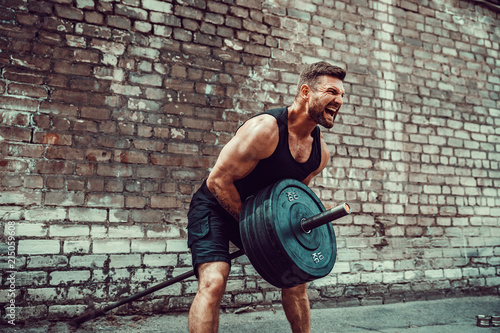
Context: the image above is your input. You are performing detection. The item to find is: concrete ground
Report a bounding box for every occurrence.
[2,296,499,332]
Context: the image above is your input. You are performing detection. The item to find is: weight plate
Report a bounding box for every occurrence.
[240,179,337,288]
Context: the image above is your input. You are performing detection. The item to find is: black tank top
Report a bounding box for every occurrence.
[233,107,322,201]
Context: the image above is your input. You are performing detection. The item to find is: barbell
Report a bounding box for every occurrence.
[70,179,350,326]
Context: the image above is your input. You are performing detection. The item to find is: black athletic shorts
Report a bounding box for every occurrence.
[187,181,243,277]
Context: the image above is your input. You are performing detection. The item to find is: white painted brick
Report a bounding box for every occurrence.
[27,255,68,269]
[108,225,144,238]
[13,271,48,286]
[131,239,166,253]
[50,270,91,285]
[425,269,444,279]
[142,0,173,13]
[0,207,22,220]
[331,261,350,273]
[361,272,383,283]
[50,225,90,237]
[146,225,181,238]
[70,255,107,268]
[64,240,91,254]
[143,254,178,267]
[131,268,167,283]
[91,225,108,237]
[109,254,141,268]
[25,208,66,221]
[6,222,47,237]
[382,272,404,283]
[166,239,189,252]
[48,305,86,319]
[67,286,107,300]
[109,209,128,222]
[93,239,130,253]
[462,267,480,277]
[27,288,67,302]
[18,240,60,254]
[69,208,107,222]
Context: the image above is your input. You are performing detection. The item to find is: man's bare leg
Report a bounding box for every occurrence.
[189,261,230,333]
[282,283,311,333]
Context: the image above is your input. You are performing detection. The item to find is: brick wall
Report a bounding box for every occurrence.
[0,0,499,323]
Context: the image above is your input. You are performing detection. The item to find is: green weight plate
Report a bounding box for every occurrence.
[240,179,337,289]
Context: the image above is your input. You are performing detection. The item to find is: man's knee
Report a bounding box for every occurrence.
[197,262,230,299]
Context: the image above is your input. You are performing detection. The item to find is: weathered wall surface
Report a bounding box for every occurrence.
[0,0,499,323]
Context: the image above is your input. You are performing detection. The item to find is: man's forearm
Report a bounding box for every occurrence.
[207,179,242,221]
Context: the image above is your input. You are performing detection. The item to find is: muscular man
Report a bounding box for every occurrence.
[187,61,346,333]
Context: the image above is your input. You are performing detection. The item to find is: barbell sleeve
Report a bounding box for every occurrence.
[301,203,350,233]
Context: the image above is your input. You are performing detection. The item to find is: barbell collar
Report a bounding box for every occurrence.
[301,203,350,233]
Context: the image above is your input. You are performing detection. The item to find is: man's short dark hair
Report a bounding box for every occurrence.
[296,61,346,95]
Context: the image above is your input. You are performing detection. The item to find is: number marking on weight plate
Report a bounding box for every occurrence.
[286,191,299,202]
[312,251,324,264]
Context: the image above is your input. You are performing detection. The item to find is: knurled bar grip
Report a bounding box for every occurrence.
[69,249,246,327]
[301,203,350,233]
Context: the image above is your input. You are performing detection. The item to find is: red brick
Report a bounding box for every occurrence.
[87,179,104,191]
[150,154,182,166]
[105,179,123,192]
[81,107,110,120]
[43,16,74,32]
[74,49,100,63]
[33,115,51,129]
[0,159,29,173]
[107,15,131,30]
[51,89,88,104]
[47,177,65,189]
[11,40,32,53]
[6,143,43,158]
[55,4,84,21]
[40,102,78,117]
[76,163,94,176]
[0,126,32,142]
[75,22,112,38]
[126,196,147,208]
[136,166,164,179]
[28,1,53,14]
[97,137,130,149]
[0,96,39,112]
[47,74,69,88]
[46,147,85,160]
[167,142,199,155]
[52,118,71,131]
[7,83,48,99]
[132,140,164,151]
[24,175,44,188]
[4,68,44,84]
[73,119,98,133]
[17,13,41,26]
[38,30,63,45]
[33,132,72,146]
[85,11,104,24]
[86,149,112,162]
[67,179,85,191]
[114,150,148,164]
[54,62,91,76]
[97,164,133,177]
[151,196,178,209]
[0,111,30,127]
[35,160,74,174]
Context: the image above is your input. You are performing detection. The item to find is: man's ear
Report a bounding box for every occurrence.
[299,84,311,101]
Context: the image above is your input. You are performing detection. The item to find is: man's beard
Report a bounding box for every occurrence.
[308,98,335,129]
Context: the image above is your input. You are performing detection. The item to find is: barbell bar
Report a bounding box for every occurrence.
[70,179,351,326]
